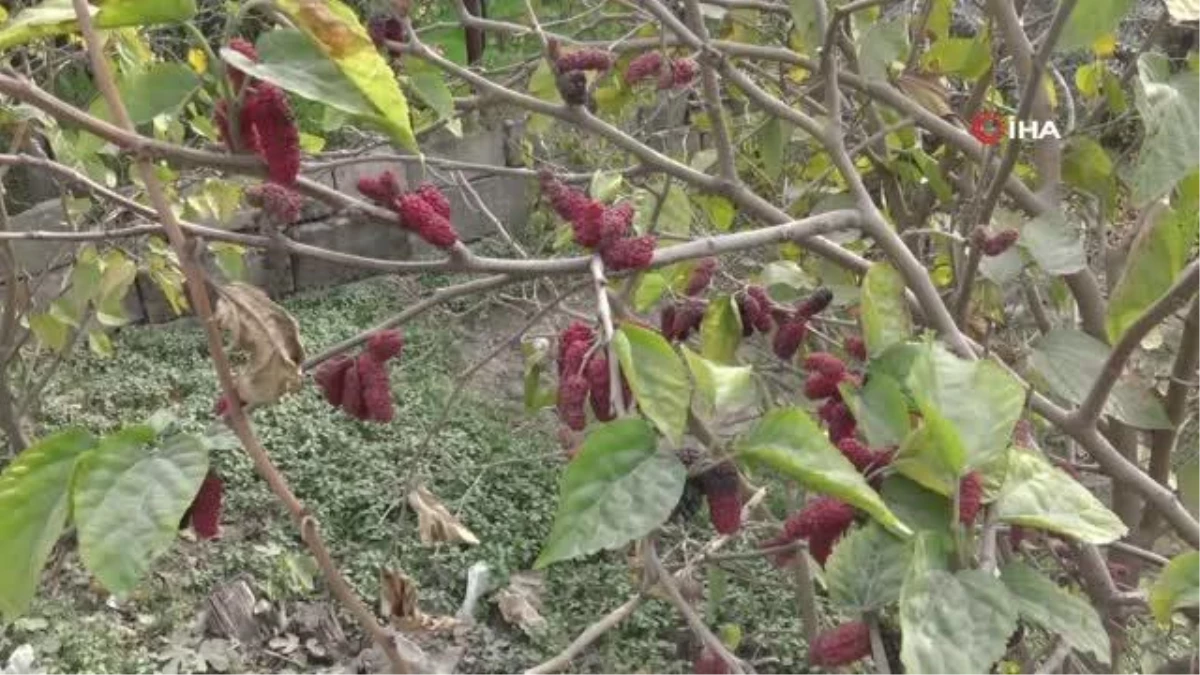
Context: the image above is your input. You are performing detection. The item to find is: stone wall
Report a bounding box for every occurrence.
[1,127,534,324]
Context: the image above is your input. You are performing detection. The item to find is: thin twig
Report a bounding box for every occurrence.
[866,611,892,674]
[524,595,644,674]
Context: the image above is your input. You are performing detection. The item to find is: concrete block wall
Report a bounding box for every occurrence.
[0,127,535,324]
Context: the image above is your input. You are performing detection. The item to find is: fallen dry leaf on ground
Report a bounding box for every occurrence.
[407,485,480,546]
[379,568,460,633]
[493,572,547,636]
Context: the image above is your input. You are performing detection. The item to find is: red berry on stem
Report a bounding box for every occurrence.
[586,356,614,421]
[366,329,404,362]
[958,471,983,525]
[340,360,367,420]
[803,352,847,378]
[557,374,590,431]
[314,355,354,406]
[357,171,403,207]
[357,354,394,423]
[188,470,224,540]
[983,228,1019,256]
[556,49,614,72]
[244,84,301,186]
[796,287,833,319]
[247,183,302,224]
[803,371,843,400]
[845,335,868,361]
[685,257,718,296]
[772,320,808,361]
[395,193,459,248]
[699,461,742,534]
[625,51,665,84]
[668,58,698,88]
[600,235,657,271]
[810,621,871,667]
[414,182,452,219]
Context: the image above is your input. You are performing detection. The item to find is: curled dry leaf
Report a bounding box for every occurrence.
[213,283,305,405]
[493,572,547,636]
[406,485,480,546]
[379,568,460,633]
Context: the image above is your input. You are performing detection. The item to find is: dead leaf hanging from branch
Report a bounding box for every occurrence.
[407,485,480,546]
[213,283,305,405]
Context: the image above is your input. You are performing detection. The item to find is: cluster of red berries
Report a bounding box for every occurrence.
[970,226,1020,256]
[247,182,303,225]
[539,172,656,270]
[216,38,301,187]
[624,51,698,89]
[556,322,629,431]
[314,330,404,423]
[836,438,895,485]
[368,15,405,48]
[356,171,460,249]
[180,469,223,540]
[809,621,872,667]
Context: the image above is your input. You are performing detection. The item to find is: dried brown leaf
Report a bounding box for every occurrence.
[493,572,546,636]
[379,568,460,633]
[895,72,954,118]
[213,283,304,405]
[406,485,480,546]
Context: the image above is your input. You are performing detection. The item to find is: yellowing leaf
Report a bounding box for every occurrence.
[406,485,480,546]
[1091,32,1117,59]
[187,47,207,74]
[272,0,417,151]
[213,283,304,405]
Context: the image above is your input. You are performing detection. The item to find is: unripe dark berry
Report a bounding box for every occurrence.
[699,461,742,534]
[795,287,833,319]
[983,228,1019,256]
[685,257,718,296]
[556,70,588,106]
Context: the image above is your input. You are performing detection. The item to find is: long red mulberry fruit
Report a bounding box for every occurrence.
[559,322,594,371]
[315,355,355,406]
[742,286,774,334]
[247,182,302,224]
[809,621,871,667]
[586,356,614,421]
[699,461,742,534]
[243,84,300,185]
[784,496,855,565]
[557,374,590,431]
[665,298,707,342]
[626,51,665,84]
[819,399,857,442]
[340,358,367,420]
[367,329,404,362]
[661,304,678,339]
[395,193,459,248]
[572,200,608,249]
[357,354,394,423]
[556,49,613,72]
[601,235,656,271]
[772,319,808,361]
[187,470,224,540]
[415,182,452,219]
[357,171,402,206]
[796,287,833,319]
[958,471,983,525]
[685,258,718,296]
